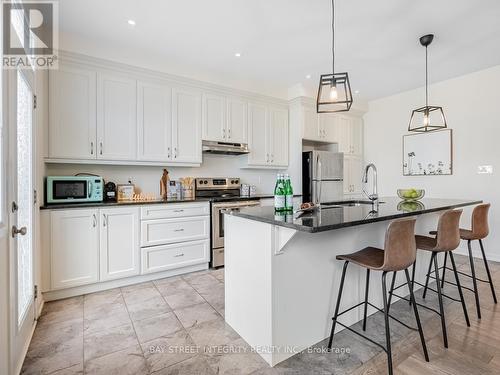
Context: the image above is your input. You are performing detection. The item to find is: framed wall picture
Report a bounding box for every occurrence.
[403,129,453,176]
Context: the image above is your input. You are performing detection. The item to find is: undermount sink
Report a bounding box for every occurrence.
[322,200,385,208]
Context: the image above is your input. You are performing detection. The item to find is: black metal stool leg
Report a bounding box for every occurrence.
[362,269,370,331]
[441,252,448,288]
[404,268,430,362]
[479,239,497,304]
[409,261,416,306]
[381,271,393,375]
[387,271,397,313]
[423,253,436,299]
[467,240,482,319]
[433,254,448,348]
[328,261,349,349]
[449,252,470,327]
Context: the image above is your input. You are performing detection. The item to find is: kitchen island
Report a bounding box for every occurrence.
[223,197,481,366]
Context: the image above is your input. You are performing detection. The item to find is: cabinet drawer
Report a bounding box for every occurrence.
[141,239,209,274]
[141,216,209,247]
[140,202,209,220]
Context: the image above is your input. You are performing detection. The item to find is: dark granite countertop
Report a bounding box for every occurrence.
[225,197,482,233]
[40,194,302,210]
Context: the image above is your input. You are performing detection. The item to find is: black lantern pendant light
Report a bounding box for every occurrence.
[316,0,353,113]
[408,34,447,132]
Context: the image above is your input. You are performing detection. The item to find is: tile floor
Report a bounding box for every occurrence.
[21,254,499,374]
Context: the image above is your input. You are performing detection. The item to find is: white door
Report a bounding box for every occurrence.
[50,209,99,289]
[226,98,247,143]
[247,103,269,166]
[172,87,202,163]
[335,116,351,154]
[349,156,364,195]
[350,118,363,155]
[202,93,226,141]
[100,207,140,281]
[8,69,36,371]
[302,106,318,141]
[97,73,137,160]
[48,66,97,159]
[319,114,337,142]
[269,107,288,167]
[137,81,172,161]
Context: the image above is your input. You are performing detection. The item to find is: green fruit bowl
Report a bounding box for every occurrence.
[397,189,425,202]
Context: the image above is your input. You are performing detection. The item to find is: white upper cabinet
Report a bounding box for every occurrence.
[269,107,289,167]
[302,106,318,140]
[172,87,202,164]
[247,103,269,166]
[137,81,173,161]
[318,114,337,143]
[97,73,137,160]
[49,66,97,159]
[99,207,140,281]
[247,102,288,168]
[202,94,248,144]
[226,98,248,143]
[334,115,363,156]
[202,93,226,141]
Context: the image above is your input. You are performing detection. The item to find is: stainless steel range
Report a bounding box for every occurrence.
[195,178,260,267]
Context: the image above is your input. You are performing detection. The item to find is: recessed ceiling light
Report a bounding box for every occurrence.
[128,19,136,26]
[234,52,241,57]
[305,74,312,79]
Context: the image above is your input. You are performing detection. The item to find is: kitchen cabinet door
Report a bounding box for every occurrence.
[50,209,99,289]
[247,103,269,166]
[319,114,337,143]
[227,98,248,143]
[137,81,172,161]
[269,107,289,167]
[334,116,351,154]
[302,106,319,141]
[350,117,363,156]
[97,73,137,160]
[172,87,202,163]
[99,207,140,281]
[344,155,364,195]
[49,66,97,160]
[202,93,226,142]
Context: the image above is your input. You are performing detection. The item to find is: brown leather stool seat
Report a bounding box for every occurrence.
[394,209,471,350]
[329,218,429,375]
[456,203,496,318]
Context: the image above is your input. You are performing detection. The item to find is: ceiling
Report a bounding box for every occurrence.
[59,0,500,100]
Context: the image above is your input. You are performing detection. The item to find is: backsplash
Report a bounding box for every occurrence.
[45,154,285,196]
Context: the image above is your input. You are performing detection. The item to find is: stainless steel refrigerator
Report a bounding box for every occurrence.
[302,151,344,203]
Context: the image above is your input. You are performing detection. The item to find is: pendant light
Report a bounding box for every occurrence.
[316,0,353,113]
[408,34,447,132]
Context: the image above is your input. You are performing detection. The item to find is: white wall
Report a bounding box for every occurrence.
[45,155,287,197]
[364,65,500,261]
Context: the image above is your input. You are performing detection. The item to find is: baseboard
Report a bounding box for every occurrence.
[42,263,208,301]
[454,243,500,263]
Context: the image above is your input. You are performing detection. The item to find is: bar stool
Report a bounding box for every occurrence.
[328,218,429,375]
[432,203,496,319]
[392,210,470,350]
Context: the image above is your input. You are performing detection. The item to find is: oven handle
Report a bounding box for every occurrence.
[213,201,261,209]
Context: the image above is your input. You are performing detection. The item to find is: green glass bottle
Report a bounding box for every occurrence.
[284,174,293,211]
[274,174,285,212]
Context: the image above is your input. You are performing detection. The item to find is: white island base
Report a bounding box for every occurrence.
[224,213,441,366]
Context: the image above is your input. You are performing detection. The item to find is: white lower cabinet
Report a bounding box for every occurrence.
[99,207,140,281]
[45,202,211,293]
[141,239,209,274]
[50,209,99,290]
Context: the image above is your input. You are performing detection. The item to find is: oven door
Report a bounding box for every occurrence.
[212,200,261,249]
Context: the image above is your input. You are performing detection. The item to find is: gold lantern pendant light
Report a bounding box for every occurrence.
[408,34,447,132]
[316,0,353,113]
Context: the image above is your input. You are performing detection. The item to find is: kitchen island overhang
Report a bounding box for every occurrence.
[223,198,481,366]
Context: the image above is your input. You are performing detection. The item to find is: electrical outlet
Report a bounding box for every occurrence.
[477,165,493,174]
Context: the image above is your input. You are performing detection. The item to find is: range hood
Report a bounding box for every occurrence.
[202,140,249,155]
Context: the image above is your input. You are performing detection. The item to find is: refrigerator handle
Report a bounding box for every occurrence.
[315,154,322,204]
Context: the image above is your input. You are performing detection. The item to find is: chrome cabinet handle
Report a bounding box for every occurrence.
[174,148,178,158]
[92,214,97,228]
[90,142,94,155]
[99,142,103,155]
[174,253,184,258]
[167,147,171,159]
[222,128,226,139]
[173,228,185,232]
[270,154,274,163]
[173,209,184,213]
[11,226,27,238]
[103,214,107,227]
[266,153,269,163]
[228,128,231,139]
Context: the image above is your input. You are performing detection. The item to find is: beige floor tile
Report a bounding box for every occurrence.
[84,322,139,361]
[174,302,220,329]
[84,344,148,375]
[133,312,184,343]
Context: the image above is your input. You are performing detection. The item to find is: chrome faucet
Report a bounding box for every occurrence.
[362,163,378,204]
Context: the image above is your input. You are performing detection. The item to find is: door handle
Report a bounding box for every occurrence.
[103,214,107,227]
[228,128,231,139]
[100,142,103,155]
[11,226,27,238]
[167,147,171,159]
[90,142,94,155]
[92,214,97,228]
